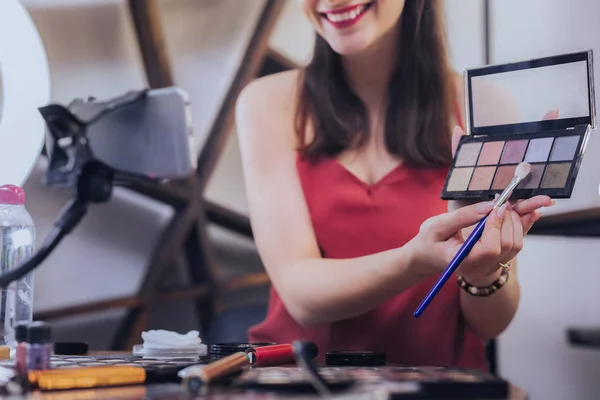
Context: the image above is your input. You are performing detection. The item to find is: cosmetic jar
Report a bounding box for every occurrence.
[27,322,51,371]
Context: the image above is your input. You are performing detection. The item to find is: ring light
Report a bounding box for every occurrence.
[0,0,51,186]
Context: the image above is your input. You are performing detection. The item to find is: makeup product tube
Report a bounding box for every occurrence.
[181,352,250,394]
[246,342,318,367]
[27,322,51,371]
[15,324,28,376]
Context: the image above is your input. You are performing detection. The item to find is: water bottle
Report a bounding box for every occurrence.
[0,185,35,350]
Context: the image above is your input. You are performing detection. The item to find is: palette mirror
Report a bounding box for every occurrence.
[442,50,596,201]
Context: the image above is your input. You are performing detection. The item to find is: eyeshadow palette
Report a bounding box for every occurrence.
[444,126,589,199]
[442,50,596,201]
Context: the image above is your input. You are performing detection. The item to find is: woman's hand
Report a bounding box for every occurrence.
[443,114,558,281]
[409,201,534,281]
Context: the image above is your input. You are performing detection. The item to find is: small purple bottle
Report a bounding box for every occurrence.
[14,323,28,375]
[27,322,51,371]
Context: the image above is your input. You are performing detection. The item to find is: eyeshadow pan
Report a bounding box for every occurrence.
[500,139,528,164]
[518,164,545,189]
[469,167,496,191]
[446,168,474,191]
[455,142,482,167]
[549,135,580,161]
[491,165,516,190]
[477,141,505,165]
[541,162,572,188]
[524,137,554,163]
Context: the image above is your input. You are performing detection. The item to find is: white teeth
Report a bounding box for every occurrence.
[326,4,366,23]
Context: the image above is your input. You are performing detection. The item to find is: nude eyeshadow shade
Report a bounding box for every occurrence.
[469,167,496,190]
[446,167,474,192]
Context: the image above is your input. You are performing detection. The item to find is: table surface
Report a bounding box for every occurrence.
[22,368,529,400]
[24,382,528,400]
[25,384,527,400]
[5,352,528,399]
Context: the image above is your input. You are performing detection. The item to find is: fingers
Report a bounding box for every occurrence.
[428,201,494,240]
[542,108,560,120]
[512,195,554,215]
[467,204,516,272]
[523,211,543,235]
[469,205,505,263]
[502,209,524,262]
[500,207,515,261]
[451,126,466,155]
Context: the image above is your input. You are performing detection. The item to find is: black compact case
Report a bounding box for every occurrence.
[442,50,596,201]
[325,350,386,366]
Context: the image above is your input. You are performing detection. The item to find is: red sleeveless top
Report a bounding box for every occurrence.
[248,109,487,371]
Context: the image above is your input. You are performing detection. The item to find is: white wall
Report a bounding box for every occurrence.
[443,0,486,72]
[488,1,600,399]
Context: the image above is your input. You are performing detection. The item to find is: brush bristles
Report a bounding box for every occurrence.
[515,162,531,180]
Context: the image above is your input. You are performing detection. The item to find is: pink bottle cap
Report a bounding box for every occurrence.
[0,185,26,205]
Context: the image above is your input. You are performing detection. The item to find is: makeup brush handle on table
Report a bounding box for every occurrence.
[414,162,531,318]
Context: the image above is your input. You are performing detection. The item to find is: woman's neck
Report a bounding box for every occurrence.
[341,25,399,111]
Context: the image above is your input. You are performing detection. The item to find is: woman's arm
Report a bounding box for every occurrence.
[459,259,521,340]
[458,200,545,340]
[235,72,427,327]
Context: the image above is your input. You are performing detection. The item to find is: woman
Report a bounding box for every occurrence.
[235,0,553,370]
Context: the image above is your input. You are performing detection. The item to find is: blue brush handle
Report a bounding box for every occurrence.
[413,214,489,318]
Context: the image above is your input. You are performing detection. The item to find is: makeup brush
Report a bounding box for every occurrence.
[414,162,531,318]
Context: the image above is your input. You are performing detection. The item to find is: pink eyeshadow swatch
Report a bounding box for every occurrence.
[477,141,505,165]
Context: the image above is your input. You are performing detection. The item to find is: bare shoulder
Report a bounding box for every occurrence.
[236,69,301,138]
[235,69,303,175]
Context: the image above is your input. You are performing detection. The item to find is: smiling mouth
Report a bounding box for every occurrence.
[320,2,374,29]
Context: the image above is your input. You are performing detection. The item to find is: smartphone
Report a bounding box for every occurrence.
[86,87,196,180]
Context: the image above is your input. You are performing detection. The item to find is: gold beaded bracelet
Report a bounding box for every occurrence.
[457,267,510,297]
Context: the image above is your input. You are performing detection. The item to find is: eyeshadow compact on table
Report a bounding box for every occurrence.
[442,50,596,201]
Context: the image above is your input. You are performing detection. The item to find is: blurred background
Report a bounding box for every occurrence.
[5,0,600,399]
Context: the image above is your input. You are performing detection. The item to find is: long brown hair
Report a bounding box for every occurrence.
[295,0,455,168]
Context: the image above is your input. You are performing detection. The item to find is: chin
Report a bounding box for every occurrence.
[327,35,375,56]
